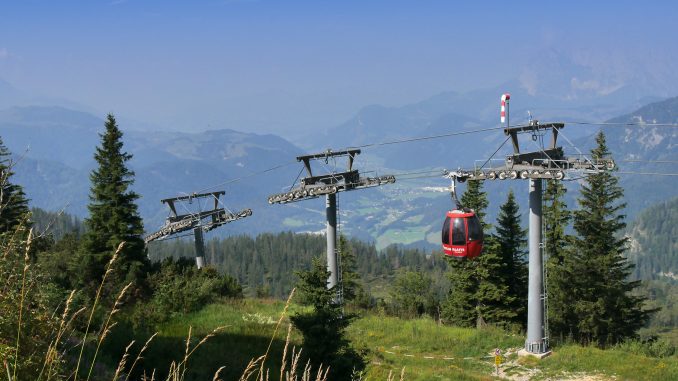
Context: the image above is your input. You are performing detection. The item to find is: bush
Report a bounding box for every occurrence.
[132,258,242,328]
[388,270,438,318]
[616,338,676,358]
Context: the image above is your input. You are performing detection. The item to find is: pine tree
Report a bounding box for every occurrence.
[494,189,528,325]
[543,179,576,340]
[474,237,516,326]
[460,179,489,229]
[441,259,478,327]
[568,131,651,346]
[543,179,571,265]
[0,136,30,234]
[78,114,148,295]
[291,257,365,379]
[338,234,362,304]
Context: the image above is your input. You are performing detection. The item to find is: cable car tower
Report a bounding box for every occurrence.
[144,191,252,269]
[448,94,614,357]
[268,149,396,301]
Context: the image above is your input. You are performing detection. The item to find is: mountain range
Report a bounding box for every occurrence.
[0,72,676,249]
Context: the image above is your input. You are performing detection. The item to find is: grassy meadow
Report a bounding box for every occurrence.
[115,298,678,380]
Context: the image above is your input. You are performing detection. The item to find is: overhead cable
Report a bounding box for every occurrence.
[616,171,678,176]
[563,121,678,128]
[346,126,505,149]
[187,119,677,193]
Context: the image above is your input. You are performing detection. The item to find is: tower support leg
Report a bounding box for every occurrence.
[526,179,548,354]
[326,194,338,292]
[194,227,206,269]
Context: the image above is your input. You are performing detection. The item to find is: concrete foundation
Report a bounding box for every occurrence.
[517,349,552,359]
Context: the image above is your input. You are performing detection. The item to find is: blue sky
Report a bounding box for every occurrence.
[1,0,676,135]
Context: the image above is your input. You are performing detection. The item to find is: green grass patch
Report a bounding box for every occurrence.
[535,344,678,380]
[356,206,382,215]
[376,226,429,249]
[348,315,522,380]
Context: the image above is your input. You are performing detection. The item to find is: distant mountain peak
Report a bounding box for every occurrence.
[0,105,103,128]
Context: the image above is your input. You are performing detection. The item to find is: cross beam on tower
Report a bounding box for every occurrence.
[446,120,615,357]
[448,121,614,182]
[268,149,395,204]
[144,191,252,268]
[268,149,396,302]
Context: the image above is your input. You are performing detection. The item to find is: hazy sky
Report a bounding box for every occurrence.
[1,0,676,136]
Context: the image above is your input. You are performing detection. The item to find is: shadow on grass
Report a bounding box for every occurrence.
[102,325,292,381]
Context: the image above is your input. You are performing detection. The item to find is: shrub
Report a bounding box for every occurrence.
[132,258,242,328]
[616,338,676,358]
[388,270,438,318]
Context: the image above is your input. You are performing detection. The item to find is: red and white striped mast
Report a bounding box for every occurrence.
[501,93,511,128]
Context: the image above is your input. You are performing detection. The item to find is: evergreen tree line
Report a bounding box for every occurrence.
[29,207,85,240]
[147,231,449,300]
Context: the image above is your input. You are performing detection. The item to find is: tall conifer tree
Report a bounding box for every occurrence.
[543,179,576,339]
[568,131,651,346]
[494,190,528,325]
[474,237,516,326]
[338,234,362,304]
[0,137,30,234]
[543,179,571,265]
[460,179,489,228]
[441,259,479,327]
[78,114,148,294]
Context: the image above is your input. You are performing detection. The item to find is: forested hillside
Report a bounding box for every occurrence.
[624,197,678,344]
[30,207,84,239]
[627,197,678,281]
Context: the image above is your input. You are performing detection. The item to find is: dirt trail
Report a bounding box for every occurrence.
[492,349,614,381]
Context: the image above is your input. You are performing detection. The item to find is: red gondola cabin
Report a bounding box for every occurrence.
[441,210,483,259]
